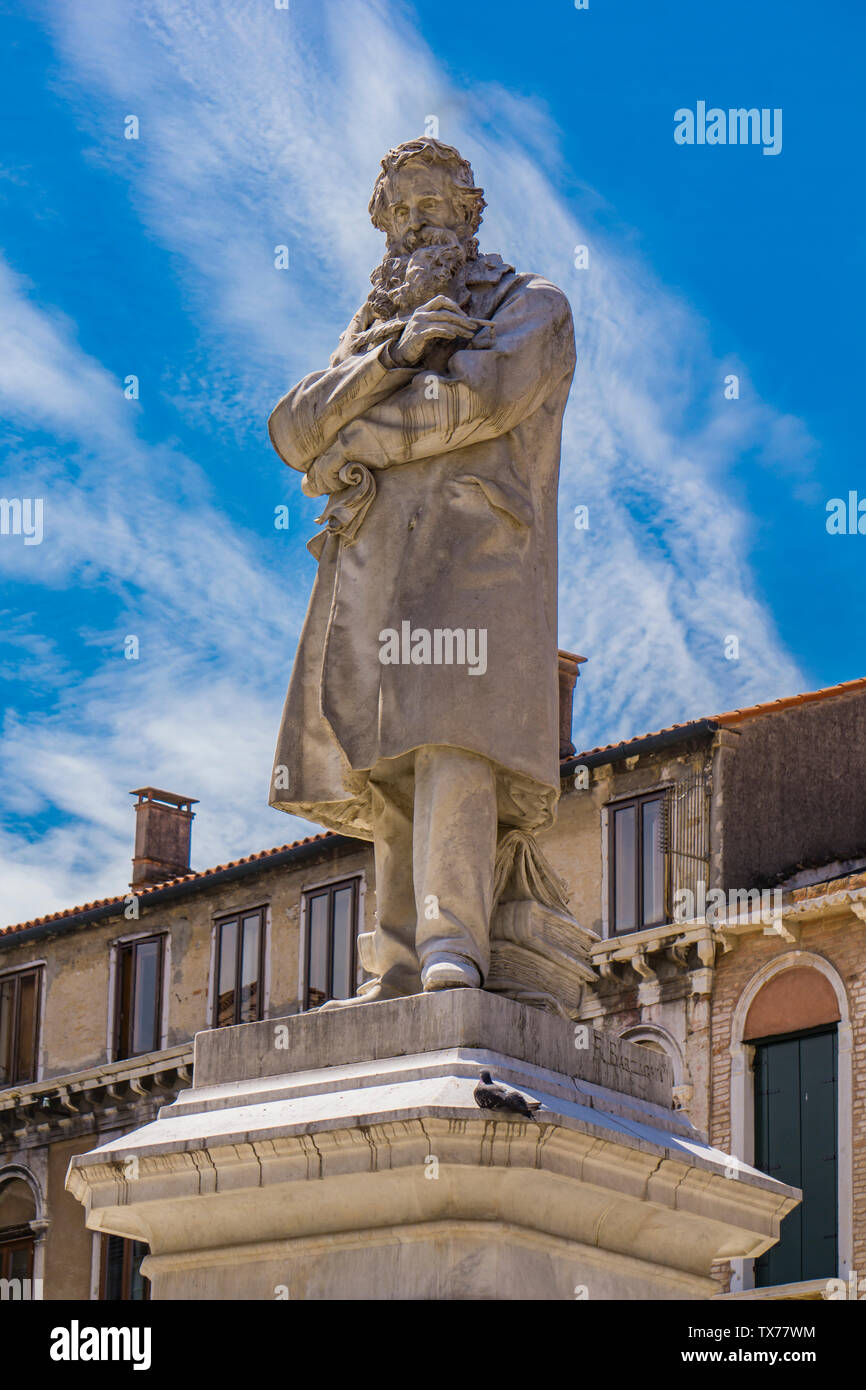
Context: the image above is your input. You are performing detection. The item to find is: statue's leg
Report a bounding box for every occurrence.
[358,776,423,994]
[319,775,421,1008]
[412,745,497,990]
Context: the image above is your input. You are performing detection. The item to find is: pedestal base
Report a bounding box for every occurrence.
[66,992,798,1300]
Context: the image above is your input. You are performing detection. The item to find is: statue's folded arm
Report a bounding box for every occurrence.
[267,337,415,473]
[327,282,575,471]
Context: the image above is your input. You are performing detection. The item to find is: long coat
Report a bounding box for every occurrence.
[268,253,576,840]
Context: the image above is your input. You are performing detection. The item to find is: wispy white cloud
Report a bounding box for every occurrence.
[0,255,317,925]
[2,0,812,921]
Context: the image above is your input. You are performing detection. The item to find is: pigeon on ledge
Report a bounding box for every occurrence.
[473,1070,542,1121]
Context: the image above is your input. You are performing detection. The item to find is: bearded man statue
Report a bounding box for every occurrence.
[268,137,576,1005]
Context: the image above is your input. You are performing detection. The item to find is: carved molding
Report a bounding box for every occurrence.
[0,1043,193,1144]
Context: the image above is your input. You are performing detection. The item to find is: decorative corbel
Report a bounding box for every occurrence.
[57,1088,80,1114]
[695,931,717,970]
[761,915,799,944]
[598,958,619,984]
[668,936,690,967]
[631,948,657,983]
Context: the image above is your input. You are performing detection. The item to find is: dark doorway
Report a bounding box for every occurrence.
[753,1025,838,1286]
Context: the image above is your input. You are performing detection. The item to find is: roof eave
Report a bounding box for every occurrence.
[0,832,355,946]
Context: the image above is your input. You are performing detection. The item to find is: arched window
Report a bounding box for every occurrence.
[619,1025,692,1110]
[0,1173,38,1292]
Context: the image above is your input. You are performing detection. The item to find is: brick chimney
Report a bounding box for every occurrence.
[558,649,587,759]
[129,788,198,887]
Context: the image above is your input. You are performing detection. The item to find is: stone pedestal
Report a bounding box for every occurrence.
[66,992,798,1300]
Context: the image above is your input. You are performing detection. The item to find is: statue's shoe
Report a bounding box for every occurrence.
[421,957,482,991]
[316,979,410,1010]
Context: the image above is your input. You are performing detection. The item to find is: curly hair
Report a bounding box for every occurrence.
[368,137,486,236]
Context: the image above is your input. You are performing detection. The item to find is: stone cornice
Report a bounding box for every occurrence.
[590,920,721,999]
[590,880,866,994]
[0,1043,193,1143]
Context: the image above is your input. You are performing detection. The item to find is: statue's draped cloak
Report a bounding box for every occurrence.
[268,256,576,840]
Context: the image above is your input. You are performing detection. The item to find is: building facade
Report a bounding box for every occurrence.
[2,665,865,1301]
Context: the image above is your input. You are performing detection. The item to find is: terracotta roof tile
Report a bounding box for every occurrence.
[569,675,866,762]
[713,676,866,726]
[0,832,336,937]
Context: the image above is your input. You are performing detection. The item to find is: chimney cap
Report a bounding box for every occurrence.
[558,649,588,672]
[130,787,199,809]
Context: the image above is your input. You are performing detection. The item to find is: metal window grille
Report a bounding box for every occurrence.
[660,770,711,911]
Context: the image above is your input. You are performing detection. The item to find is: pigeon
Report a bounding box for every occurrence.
[473,1070,543,1121]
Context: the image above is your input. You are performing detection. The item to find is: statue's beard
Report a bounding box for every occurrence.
[367,227,476,320]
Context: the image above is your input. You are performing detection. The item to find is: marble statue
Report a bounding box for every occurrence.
[268,137,576,1005]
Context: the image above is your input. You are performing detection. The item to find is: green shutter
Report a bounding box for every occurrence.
[754,1027,837,1286]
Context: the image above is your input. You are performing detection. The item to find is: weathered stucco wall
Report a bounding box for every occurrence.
[0,840,373,1081]
[45,1136,97,1300]
[719,691,866,889]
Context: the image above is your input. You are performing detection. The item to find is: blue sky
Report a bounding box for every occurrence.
[1,0,862,924]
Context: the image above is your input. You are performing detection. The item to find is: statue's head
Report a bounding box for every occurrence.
[366,139,486,319]
[369,137,485,254]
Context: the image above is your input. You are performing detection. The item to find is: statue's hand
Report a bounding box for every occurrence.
[389,295,495,368]
[303,443,347,497]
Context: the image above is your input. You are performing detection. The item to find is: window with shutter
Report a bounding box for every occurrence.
[113,938,164,1061]
[0,968,42,1086]
[100,1234,150,1300]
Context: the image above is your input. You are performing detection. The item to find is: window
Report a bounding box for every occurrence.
[609,792,666,934]
[0,1173,37,1296]
[302,879,360,1009]
[753,1025,838,1286]
[99,1235,150,1301]
[113,937,164,1061]
[213,908,266,1027]
[0,1234,34,1287]
[0,968,42,1086]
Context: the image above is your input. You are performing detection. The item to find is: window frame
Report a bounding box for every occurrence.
[212,906,268,1028]
[112,935,165,1062]
[0,1230,35,1284]
[607,789,668,936]
[98,1233,150,1301]
[0,966,43,1088]
[301,876,361,1010]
